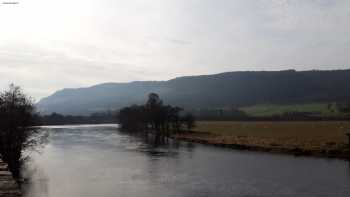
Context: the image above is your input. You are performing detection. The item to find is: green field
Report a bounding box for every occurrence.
[239,103,343,117]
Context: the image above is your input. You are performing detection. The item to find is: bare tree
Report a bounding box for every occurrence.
[0,84,37,178]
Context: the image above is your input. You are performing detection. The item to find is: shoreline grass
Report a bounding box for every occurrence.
[174,121,350,159]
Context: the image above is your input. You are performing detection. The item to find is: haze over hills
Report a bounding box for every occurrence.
[36,69,350,115]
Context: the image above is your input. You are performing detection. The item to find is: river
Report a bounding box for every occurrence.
[22,124,350,197]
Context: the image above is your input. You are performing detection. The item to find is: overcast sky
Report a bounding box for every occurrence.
[1,0,350,100]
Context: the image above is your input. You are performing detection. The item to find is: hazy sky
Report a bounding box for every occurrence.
[1,0,350,100]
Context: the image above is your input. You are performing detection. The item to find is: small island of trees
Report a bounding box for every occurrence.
[117,93,196,143]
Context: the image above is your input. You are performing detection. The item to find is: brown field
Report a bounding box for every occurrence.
[195,121,350,142]
[175,121,350,158]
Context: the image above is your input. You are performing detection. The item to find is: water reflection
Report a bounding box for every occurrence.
[21,165,49,197]
[22,124,350,197]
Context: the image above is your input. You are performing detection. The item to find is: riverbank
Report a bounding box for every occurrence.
[0,157,21,197]
[173,121,350,159]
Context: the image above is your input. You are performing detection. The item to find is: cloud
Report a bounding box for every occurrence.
[0,0,350,100]
[166,38,192,46]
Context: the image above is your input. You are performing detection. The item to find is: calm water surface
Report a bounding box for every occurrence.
[22,124,350,197]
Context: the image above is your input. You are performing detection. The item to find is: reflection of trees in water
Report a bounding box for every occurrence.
[185,142,196,154]
[21,161,49,197]
[21,128,50,164]
[126,129,196,160]
[19,128,50,196]
[23,128,49,154]
[143,139,196,187]
[122,128,195,151]
[19,128,49,189]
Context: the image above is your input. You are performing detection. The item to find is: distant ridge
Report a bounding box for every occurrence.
[37,69,350,115]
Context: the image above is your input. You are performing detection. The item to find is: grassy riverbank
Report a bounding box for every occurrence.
[174,121,350,158]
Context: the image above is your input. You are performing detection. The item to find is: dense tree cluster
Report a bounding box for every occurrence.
[0,84,37,177]
[35,112,116,125]
[118,93,195,140]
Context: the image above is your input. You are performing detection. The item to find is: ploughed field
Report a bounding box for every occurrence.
[175,121,350,158]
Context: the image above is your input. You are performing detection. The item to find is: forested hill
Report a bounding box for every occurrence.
[37,70,350,115]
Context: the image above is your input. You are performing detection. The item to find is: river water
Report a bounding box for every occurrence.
[22,124,350,197]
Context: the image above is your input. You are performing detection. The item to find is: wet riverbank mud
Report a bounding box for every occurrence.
[0,157,21,197]
[173,132,350,159]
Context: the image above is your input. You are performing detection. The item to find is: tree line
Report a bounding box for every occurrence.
[117,93,195,141]
[34,112,116,125]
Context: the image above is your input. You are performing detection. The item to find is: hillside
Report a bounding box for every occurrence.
[36,70,350,115]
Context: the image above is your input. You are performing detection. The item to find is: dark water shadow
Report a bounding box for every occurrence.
[21,163,49,197]
[18,129,50,187]
[121,131,197,159]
